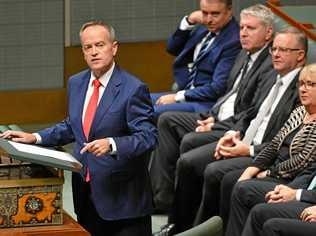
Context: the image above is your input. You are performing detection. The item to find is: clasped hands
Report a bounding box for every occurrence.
[265,185,316,222]
[0,130,110,157]
[214,131,250,160]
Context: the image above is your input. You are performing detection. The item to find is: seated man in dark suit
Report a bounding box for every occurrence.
[151,4,275,235]
[150,4,273,214]
[225,63,316,236]
[151,0,241,118]
[246,178,316,236]
[161,27,306,235]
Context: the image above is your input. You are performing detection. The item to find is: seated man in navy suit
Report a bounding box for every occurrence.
[0,21,157,236]
[151,0,241,119]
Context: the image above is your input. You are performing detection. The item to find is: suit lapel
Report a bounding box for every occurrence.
[88,66,122,139]
[228,51,248,89]
[263,73,299,140]
[243,46,270,83]
[74,71,91,140]
[177,28,208,63]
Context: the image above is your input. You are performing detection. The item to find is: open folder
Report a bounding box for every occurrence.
[0,138,82,172]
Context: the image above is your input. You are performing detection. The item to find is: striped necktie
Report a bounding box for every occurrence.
[187,32,216,88]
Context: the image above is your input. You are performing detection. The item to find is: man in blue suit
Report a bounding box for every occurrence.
[1,21,157,236]
[151,0,241,119]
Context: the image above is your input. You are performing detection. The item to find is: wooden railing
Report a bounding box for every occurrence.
[267,0,316,41]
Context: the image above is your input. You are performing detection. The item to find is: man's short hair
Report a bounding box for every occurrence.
[241,4,274,28]
[277,27,308,54]
[79,20,116,42]
[205,0,232,8]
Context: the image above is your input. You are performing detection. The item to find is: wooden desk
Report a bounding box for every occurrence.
[0,212,90,236]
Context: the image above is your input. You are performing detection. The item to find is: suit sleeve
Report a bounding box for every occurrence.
[300,190,316,204]
[113,84,158,160]
[166,28,192,56]
[184,41,241,102]
[38,117,75,146]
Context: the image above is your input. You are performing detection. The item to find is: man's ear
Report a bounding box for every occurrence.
[112,41,118,56]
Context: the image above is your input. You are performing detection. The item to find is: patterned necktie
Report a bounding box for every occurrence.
[83,79,101,182]
[242,78,283,145]
[211,54,251,112]
[187,32,216,88]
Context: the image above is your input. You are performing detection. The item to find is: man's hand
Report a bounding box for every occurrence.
[219,140,250,158]
[238,166,260,182]
[265,185,297,203]
[0,130,36,144]
[256,170,268,179]
[214,133,236,160]
[156,94,177,105]
[80,138,111,157]
[195,116,215,132]
[188,10,203,25]
[301,205,316,222]
[215,132,250,159]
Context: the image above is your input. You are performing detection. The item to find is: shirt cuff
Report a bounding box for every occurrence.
[249,145,255,157]
[108,137,117,155]
[225,130,237,136]
[296,189,303,201]
[33,133,42,144]
[175,90,186,102]
[179,16,195,31]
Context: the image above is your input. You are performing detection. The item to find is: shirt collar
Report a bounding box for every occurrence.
[278,67,302,86]
[89,62,115,88]
[249,43,269,63]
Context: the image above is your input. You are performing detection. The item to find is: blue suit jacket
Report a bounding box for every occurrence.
[167,17,241,102]
[38,66,157,220]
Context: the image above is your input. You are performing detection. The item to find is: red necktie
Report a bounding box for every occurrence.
[83,79,101,182]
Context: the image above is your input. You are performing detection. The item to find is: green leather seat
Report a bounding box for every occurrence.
[8,124,23,131]
[0,125,9,133]
[174,216,223,236]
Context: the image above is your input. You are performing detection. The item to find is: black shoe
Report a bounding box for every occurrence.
[152,223,175,236]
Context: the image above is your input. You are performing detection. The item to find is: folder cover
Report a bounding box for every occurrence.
[0,138,82,172]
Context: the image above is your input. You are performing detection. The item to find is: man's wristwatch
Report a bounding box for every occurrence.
[266,169,271,177]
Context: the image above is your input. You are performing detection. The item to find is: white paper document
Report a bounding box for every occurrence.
[8,141,76,163]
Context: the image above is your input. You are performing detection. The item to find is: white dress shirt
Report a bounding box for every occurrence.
[35,62,117,153]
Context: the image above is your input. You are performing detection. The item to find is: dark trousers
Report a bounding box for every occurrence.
[168,139,225,233]
[194,158,253,226]
[150,93,213,121]
[72,173,151,236]
[219,169,245,231]
[243,201,311,236]
[149,111,214,210]
[225,177,288,236]
[262,218,316,236]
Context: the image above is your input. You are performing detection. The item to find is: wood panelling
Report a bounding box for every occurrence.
[0,89,67,124]
[0,41,174,124]
[64,41,174,92]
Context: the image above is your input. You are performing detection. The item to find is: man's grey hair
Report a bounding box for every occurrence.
[241,4,274,28]
[277,27,308,54]
[79,20,116,42]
